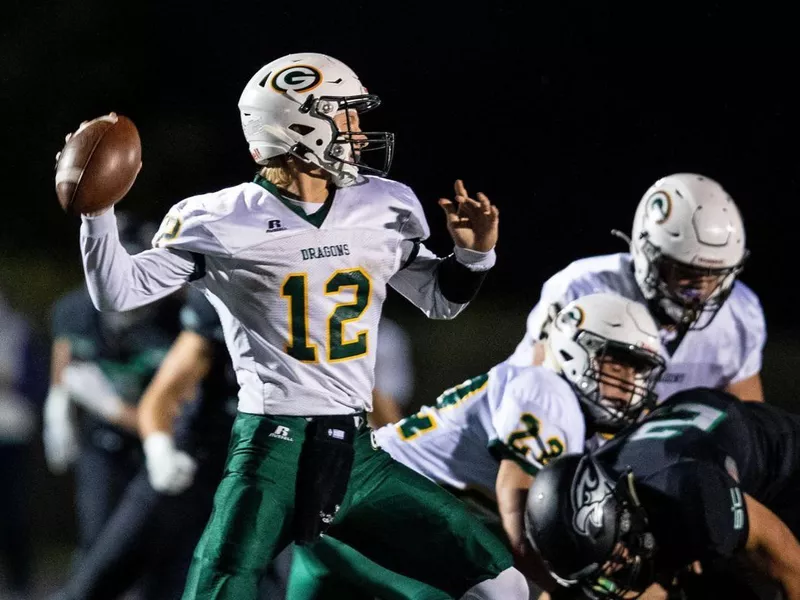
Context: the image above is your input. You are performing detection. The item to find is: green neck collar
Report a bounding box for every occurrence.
[253,174,334,228]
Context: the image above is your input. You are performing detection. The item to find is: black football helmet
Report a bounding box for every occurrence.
[524,454,658,599]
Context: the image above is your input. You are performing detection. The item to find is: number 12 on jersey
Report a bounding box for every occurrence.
[281,268,372,363]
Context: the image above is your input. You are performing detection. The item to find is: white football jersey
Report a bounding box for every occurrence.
[80,175,493,416]
[375,362,589,500]
[506,253,766,402]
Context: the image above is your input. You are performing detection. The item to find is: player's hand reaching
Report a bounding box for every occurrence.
[62,362,126,422]
[42,386,79,474]
[144,432,198,495]
[55,112,142,216]
[438,180,499,252]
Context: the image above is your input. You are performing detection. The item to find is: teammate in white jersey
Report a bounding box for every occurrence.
[507,173,765,403]
[286,293,666,599]
[63,52,530,599]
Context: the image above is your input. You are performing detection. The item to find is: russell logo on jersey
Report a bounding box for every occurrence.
[267,219,287,232]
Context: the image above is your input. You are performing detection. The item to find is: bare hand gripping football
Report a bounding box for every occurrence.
[54,112,142,215]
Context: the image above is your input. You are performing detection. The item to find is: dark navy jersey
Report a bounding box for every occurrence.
[51,287,178,405]
[52,286,180,452]
[594,388,800,572]
[172,287,238,453]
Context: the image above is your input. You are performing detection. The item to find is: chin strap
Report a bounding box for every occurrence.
[610,229,632,246]
[624,471,642,507]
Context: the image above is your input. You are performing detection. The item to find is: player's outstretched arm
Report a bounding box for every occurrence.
[496,459,559,593]
[138,331,212,438]
[437,179,499,253]
[138,330,212,495]
[389,180,498,319]
[81,210,196,312]
[744,493,800,599]
[56,116,196,312]
[61,361,138,432]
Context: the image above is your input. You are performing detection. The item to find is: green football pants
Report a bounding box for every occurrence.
[181,413,513,599]
[286,489,510,600]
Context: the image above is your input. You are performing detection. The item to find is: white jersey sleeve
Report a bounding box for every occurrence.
[151,190,239,255]
[728,282,766,383]
[374,317,414,406]
[80,209,197,312]
[506,264,599,366]
[385,181,495,320]
[489,366,585,475]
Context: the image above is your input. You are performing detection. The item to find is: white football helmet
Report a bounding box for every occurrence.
[629,173,747,329]
[543,293,665,433]
[238,52,394,187]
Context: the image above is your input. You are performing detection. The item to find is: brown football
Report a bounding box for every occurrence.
[55,114,142,215]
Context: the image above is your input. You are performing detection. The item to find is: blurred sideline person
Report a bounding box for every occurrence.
[65,51,527,600]
[507,174,765,404]
[0,289,46,599]
[526,388,800,600]
[369,316,415,429]
[43,214,180,558]
[285,293,666,599]
[52,287,239,600]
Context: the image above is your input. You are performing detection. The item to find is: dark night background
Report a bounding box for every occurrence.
[2,1,800,594]
[4,3,800,328]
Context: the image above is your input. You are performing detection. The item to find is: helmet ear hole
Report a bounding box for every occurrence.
[288,124,314,136]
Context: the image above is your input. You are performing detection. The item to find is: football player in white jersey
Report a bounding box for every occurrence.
[61,52,531,600]
[273,315,415,597]
[285,293,666,599]
[507,173,765,403]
